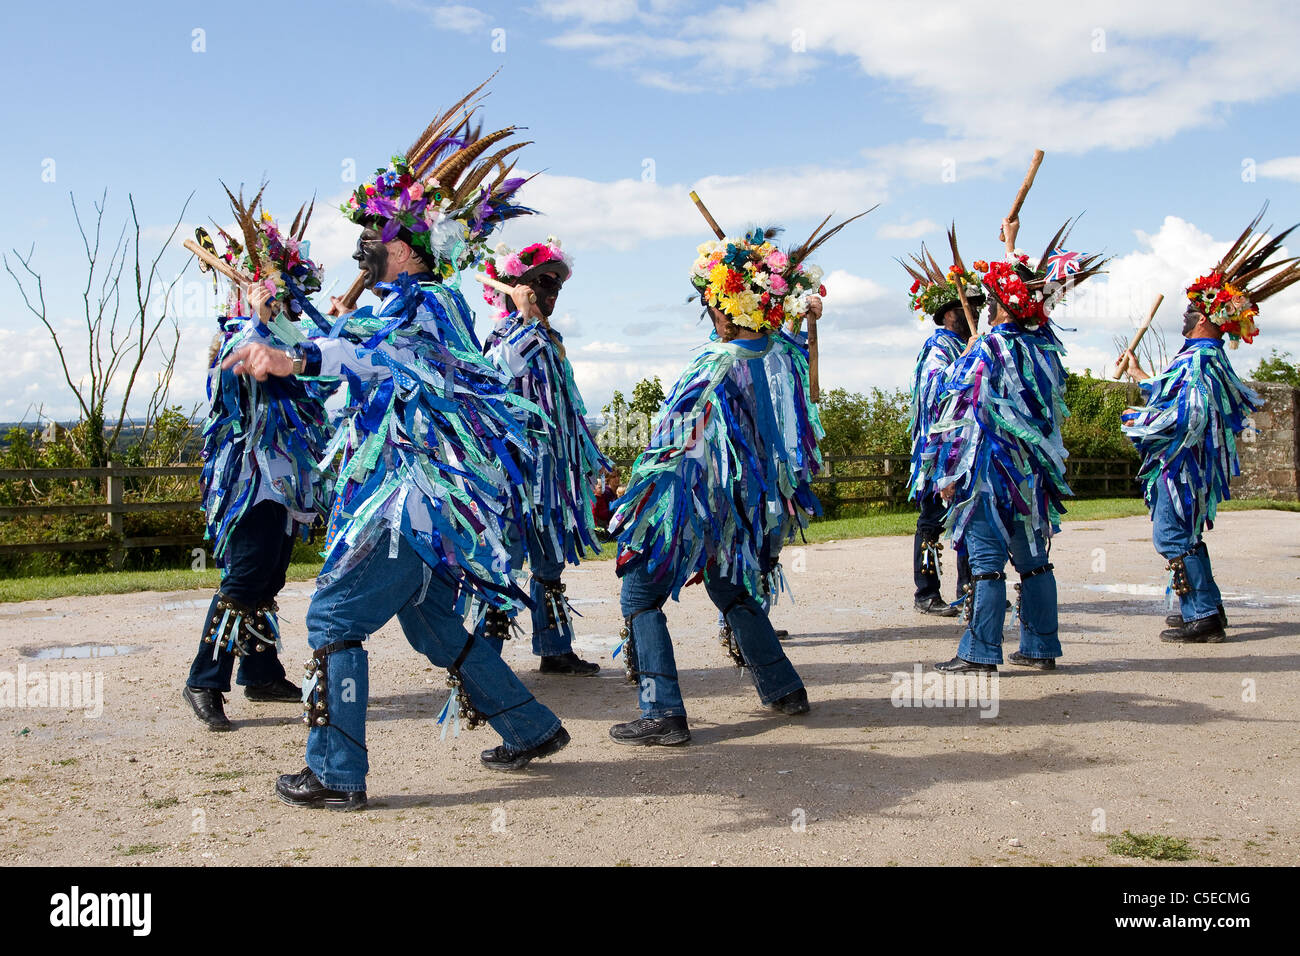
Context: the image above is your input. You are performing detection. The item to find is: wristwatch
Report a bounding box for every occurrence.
[282,347,305,375]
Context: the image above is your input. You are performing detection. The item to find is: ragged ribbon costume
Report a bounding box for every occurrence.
[481,238,612,565]
[198,191,336,656]
[922,221,1107,553]
[1121,207,1298,618]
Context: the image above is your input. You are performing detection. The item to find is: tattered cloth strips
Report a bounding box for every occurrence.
[906,326,966,499]
[305,273,541,615]
[1122,340,1261,539]
[609,332,824,602]
[216,183,323,317]
[919,322,1072,554]
[482,237,572,317]
[979,218,1108,327]
[483,310,612,564]
[199,194,336,564]
[1183,204,1300,347]
[341,77,534,286]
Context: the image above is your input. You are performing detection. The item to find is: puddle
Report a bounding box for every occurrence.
[567,598,608,607]
[161,598,209,611]
[21,644,144,661]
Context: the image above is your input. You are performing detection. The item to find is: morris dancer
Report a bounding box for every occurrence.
[225,96,568,809]
[922,217,1107,672]
[608,215,864,745]
[183,191,335,731]
[474,237,609,675]
[1119,208,1299,643]
[900,241,980,617]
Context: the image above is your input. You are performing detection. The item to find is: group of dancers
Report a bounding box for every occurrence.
[178,80,1299,809]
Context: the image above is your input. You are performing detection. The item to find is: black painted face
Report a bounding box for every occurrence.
[353,229,388,288]
[531,271,564,318]
[1182,305,1202,336]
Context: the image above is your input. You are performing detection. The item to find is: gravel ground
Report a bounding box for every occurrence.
[1,510,1297,867]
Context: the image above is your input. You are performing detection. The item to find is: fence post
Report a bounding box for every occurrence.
[882,456,894,506]
[106,462,125,569]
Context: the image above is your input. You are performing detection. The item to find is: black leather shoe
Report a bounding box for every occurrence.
[1008,651,1056,670]
[915,595,959,617]
[774,629,790,640]
[275,767,367,811]
[1165,603,1228,630]
[608,716,691,746]
[770,687,810,715]
[244,677,302,702]
[480,726,570,771]
[935,655,997,674]
[539,652,599,676]
[183,686,232,732]
[1160,614,1227,644]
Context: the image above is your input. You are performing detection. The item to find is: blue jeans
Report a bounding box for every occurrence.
[187,499,291,691]
[477,522,573,657]
[956,497,1062,665]
[303,531,562,792]
[1152,478,1222,622]
[620,560,803,720]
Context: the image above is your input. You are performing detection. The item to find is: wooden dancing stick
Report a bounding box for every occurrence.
[999,149,1045,241]
[339,271,370,311]
[1113,294,1163,380]
[183,238,251,286]
[807,310,821,403]
[689,190,726,240]
[947,224,979,336]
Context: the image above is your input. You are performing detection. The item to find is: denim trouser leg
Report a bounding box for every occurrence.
[1007,520,1062,660]
[397,579,562,751]
[956,499,1008,665]
[1152,479,1219,621]
[474,526,525,656]
[304,533,563,791]
[704,566,803,705]
[527,529,572,657]
[618,562,686,720]
[187,500,292,691]
[914,491,948,600]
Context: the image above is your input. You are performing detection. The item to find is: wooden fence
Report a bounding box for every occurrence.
[0,453,1141,560]
[0,464,203,563]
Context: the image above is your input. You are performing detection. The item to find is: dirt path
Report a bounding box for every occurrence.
[1,511,1297,866]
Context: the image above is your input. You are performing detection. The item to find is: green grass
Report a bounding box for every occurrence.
[1107,830,1198,862]
[114,843,165,857]
[3,497,1296,604]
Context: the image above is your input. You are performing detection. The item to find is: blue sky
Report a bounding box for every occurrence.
[3,0,1300,422]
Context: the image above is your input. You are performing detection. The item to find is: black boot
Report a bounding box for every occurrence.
[608,715,691,746]
[1160,614,1227,644]
[770,687,810,715]
[914,595,959,617]
[244,677,302,702]
[538,652,599,676]
[1008,651,1056,670]
[480,726,571,771]
[935,655,997,674]
[1165,603,1228,629]
[275,767,367,811]
[183,686,232,732]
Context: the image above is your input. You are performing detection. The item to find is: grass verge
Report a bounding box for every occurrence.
[2,498,1295,603]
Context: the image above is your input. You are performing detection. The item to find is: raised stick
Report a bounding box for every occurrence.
[807,310,821,403]
[183,238,250,286]
[689,190,726,240]
[947,224,978,335]
[339,272,369,310]
[999,149,1045,241]
[1113,294,1163,379]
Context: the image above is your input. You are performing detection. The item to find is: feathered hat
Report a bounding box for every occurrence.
[899,225,986,325]
[215,183,323,315]
[1184,204,1300,346]
[690,211,872,333]
[341,75,534,280]
[979,218,1108,327]
[482,237,572,317]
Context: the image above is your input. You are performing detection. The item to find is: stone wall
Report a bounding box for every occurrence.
[1236,382,1299,501]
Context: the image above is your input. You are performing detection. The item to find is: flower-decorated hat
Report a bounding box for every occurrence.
[980,218,1108,327]
[482,237,572,316]
[690,210,871,333]
[341,77,534,281]
[1184,205,1300,346]
[216,183,323,316]
[899,226,986,325]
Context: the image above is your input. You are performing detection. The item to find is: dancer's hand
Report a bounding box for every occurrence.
[940,483,956,502]
[247,283,276,324]
[325,296,354,318]
[223,342,292,381]
[510,284,544,324]
[1116,349,1149,382]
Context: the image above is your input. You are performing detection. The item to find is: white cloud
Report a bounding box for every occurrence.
[386,0,488,33]
[1258,156,1300,183]
[875,218,939,241]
